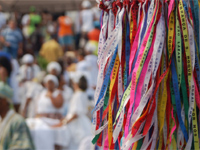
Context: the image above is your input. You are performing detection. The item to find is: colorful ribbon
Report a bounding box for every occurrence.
[93,0,200,149]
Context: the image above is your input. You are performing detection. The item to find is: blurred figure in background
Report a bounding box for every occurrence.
[47,61,73,116]
[26,74,65,150]
[0,82,34,150]
[47,61,62,77]
[79,0,94,48]
[74,11,81,50]
[28,6,41,36]
[85,41,98,90]
[54,72,92,150]
[0,1,101,149]
[39,26,64,63]
[0,19,23,59]
[58,12,74,51]
[20,71,46,118]
[0,53,20,112]
[88,20,100,42]
[36,74,64,119]
[0,5,6,30]
[0,55,12,84]
[29,23,43,55]
[80,0,94,35]
[87,21,100,55]
[18,54,40,81]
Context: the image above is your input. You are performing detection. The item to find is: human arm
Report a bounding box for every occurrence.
[0,35,10,47]
[47,91,64,109]
[18,42,23,55]
[21,98,32,118]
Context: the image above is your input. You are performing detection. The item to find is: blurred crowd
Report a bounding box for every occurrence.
[0,1,101,150]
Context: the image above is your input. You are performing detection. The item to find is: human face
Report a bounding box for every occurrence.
[0,67,8,82]
[26,63,33,67]
[46,80,55,91]
[0,97,8,114]
[50,69,58,76]
[9,21,16,30]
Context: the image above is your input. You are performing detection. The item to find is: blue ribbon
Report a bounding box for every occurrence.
[171,55,188,141]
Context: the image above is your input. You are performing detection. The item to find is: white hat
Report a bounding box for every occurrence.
[85,42,97,53]
[22,54,34,64]
[47,62,62,75]
[82,0,92,8]
[44,74,59,87]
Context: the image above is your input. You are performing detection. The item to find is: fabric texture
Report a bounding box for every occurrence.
[39,39,63,62]
[0,110,35,150]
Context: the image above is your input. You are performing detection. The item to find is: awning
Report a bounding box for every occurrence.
[0,0,96,13]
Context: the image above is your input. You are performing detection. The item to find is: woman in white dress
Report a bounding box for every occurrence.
[54,72,92,150]
[26,74,65,150]
[47,61,73,116]
[36,74,64,119]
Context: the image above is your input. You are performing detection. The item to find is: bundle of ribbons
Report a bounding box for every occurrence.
[92,0,200,149]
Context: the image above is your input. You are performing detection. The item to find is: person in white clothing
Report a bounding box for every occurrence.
[79,0,94,48]
[36,74,64,119]
[47,61,62,76]
[80,0,94,33]
[53,72,92,150]
[18,54,40,81]
[47,61,73,115]
[76,51,95,99]
[26,74,67,150]
[85,41,98,89]
[20,71,46,118]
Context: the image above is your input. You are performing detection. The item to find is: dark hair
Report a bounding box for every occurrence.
[78,50,85,57]
[0,56,12,76]
[35,23,40,28]
[42,10,49,14]
[60,11,65,17]
[57,59,64,74]
[78,76,88,91]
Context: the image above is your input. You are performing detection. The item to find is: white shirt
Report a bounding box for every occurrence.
[76,60,93,86]
[19,81,44,118]
[64,91,92,150]
[37,89,64,115]
[85,55,98,87]
[10,59,20,104]
[74,12,81,34]
[67,91,89,117]
[18,64,40,81]
[80,9,94,32]
[62,85,73,116]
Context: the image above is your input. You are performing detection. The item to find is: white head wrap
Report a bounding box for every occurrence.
[44,74,59,87]
[22,54,34,64]
[47,62,62,75]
